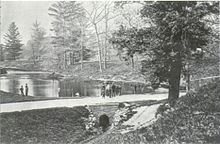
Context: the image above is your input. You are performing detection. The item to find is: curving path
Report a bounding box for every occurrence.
[121,104,161,133]
[0,92,186,113]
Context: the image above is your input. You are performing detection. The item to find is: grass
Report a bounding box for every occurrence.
[0,87,171,144]
[0,90,58,104]
[62,61,146,83]
[0,100,160,144]
[139,79,220,143]
[0,106,90,144]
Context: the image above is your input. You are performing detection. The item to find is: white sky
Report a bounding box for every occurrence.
[1,1,53,44]
[0,1,144,45]
[0,1,115,44]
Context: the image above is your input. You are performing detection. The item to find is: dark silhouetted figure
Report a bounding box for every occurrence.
[99,114,110,132]
[111,83,116,97]
[25,84,29,96]
[106,82,111,97]
[116,85,122,96]
[20,85,24,96]
[134,85,137,94]
[101,83,106,98]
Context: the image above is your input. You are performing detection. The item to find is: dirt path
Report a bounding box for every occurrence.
[121,104,161,133]
[0,92,186,113]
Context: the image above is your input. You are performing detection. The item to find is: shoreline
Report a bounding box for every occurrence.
[0,90,96,104]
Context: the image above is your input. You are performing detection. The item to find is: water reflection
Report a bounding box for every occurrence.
[0,76,10,92]
[0,70,152,98]
[59,79,100,97]
[43,80,59,97]
[0,72,59,97]
[0,71,101,97]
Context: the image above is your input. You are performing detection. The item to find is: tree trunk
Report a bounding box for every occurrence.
[103,4,108,70]
[31,44,36,65]
[131,56,134,68]
[94,23,102,72]
[186,63,190,92]
[168,53,182,107]
[80,26,84,70]
[219,39,220,75]
[64,51,67,69]
[104,37,107,69]
[70,53,73,65]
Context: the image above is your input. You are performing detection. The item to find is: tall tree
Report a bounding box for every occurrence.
[110,26,152,68]
[103,1,118,69]
[48,1,85,69]
[85,2,119,71]
[140,1,219,106]
[77,12,90,70]
[85,2,106,72]
[4,22,23,60]
[114,2,145,29]
[111,1,219,106]
[30,20,46,64]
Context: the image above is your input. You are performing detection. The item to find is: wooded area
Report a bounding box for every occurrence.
[1,1,219,105]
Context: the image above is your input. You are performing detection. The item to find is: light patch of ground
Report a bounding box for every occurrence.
[121,104,161,133]
[1,90,186,113]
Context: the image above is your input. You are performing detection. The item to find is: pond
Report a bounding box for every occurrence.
[0,70,151,97]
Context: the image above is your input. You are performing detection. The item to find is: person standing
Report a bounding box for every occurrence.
[25,83,28,96]
[111,83,116,97]
[134,84,137,94]
[20,85,24,96]
[106,82,111,97]
[101,83,106,98]
[116,84,122,96]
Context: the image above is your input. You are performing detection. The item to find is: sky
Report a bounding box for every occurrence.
[0,1,143,45]
[1,1,53,44]
[0,1,109,45]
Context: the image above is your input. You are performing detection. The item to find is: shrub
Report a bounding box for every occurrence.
[141,80,220,143]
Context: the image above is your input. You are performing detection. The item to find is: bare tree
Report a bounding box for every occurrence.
[77,17,90,70]
[84,2,120,71]
[84,2,106,72]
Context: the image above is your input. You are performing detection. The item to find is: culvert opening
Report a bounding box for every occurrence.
[99,114,110,132]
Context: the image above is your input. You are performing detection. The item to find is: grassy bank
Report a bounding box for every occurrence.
[0,98,165,144]
[62,61,146,82]
[0,90,93,104]
[143,79,220,143]
[0,106,90,144]
[86,80,220,144]
[0,91,58,104]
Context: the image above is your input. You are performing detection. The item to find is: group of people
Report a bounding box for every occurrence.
[101,82,122,98]
[132,84,145,94]
[19,84,28,96]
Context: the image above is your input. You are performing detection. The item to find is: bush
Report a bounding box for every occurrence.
[141,80,220,143]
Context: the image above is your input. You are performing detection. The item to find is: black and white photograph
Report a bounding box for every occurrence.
[0,0,220,143]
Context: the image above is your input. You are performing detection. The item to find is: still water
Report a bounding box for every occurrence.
[0,70,101,97]
[0,70,149,97]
